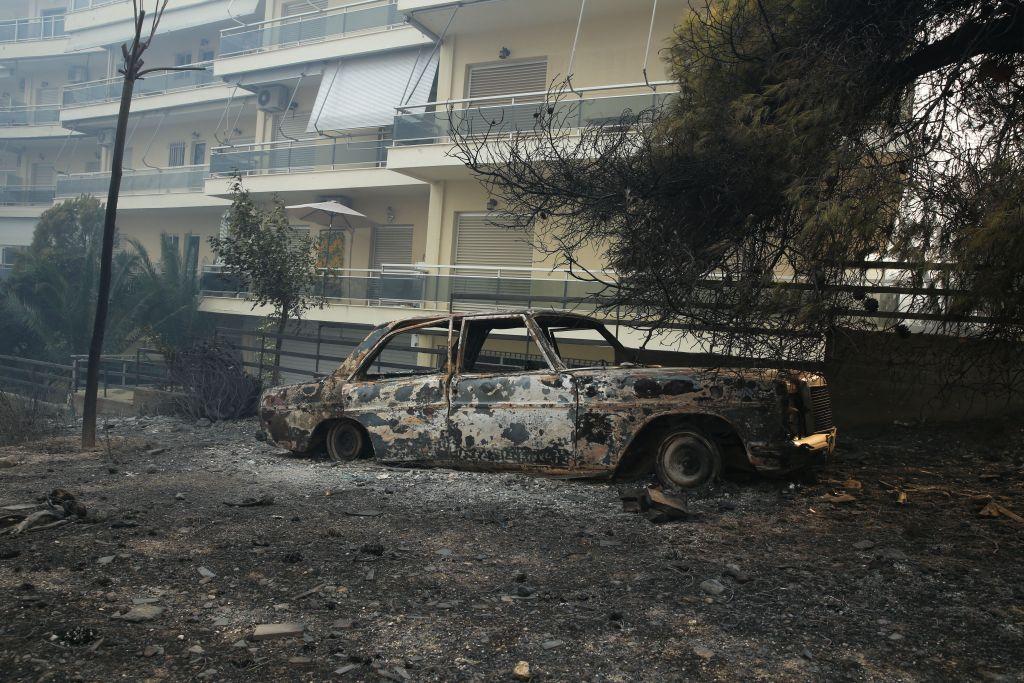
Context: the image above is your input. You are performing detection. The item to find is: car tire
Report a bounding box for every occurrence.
[654,429,721,490]
[326,421,366,461]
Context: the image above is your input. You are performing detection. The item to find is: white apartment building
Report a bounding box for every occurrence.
[1,0,685,369]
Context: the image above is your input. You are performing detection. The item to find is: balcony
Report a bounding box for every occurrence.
[0,105,66,138]
[0,185,55,206]
[206,136,420,195]
[388,84,676,180]
[214,1,429,82]
[59,62,237,124]
[210,137,388,177]
[201,263,612,315]
[219,1,400,58]
[68,0,125,10]
[55,166,228,209]
[62,62,216,108]
[0,15,66,42]
[0,265,11,280]
[0,14,71,58]
[57,166,207,197]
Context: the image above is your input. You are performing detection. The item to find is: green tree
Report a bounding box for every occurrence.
[130,235,213,350]
[452,0,1024,360]
[209,176,320,383]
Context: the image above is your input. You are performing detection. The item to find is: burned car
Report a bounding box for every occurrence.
[259,311,836,489]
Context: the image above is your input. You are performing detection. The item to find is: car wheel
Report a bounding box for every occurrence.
[326,421,366,461]
[655,429,721,490]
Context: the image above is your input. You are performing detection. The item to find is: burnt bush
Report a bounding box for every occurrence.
[165,342,261,421]
[0,390,66,446]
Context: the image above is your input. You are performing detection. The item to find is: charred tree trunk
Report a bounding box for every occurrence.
[272,312,288,387]
[81,73,136,448]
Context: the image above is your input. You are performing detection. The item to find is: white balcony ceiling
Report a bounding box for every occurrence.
[66,0,260,50]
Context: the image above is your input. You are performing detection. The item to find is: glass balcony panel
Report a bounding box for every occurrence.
[210,138,388,176]
[56,166,206,197]
[0,16,67,43]
[394,92,674,144]
[219,2,398,57]
[0,186,56,205]
[0,106,60,126]
[62,63,214,107]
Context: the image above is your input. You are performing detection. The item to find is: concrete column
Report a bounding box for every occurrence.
[423,180,445,265]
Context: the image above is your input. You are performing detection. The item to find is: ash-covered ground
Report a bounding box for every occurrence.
[1,416,1022,682]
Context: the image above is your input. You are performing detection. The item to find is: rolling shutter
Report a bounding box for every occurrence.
[465,60,548,135]
[371,225,413,268]
[454,214,533,310]
[467,60,548,100]
[371,225,415,302]
[273,111,315,170]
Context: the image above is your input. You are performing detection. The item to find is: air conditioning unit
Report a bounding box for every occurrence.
[68,66,89,84]
[96,129,115,147]
[256,85,290,113]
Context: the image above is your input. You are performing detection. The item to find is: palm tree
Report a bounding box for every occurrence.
[127,235,212,351]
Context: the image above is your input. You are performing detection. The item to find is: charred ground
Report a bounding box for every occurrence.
[1,417,1022,681]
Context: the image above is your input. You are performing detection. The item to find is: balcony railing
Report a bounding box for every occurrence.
[210,137,389,177]
[393,83,677,145]
[0,185,55,205]
[0,265,12,281]
[219,0,399,57]
[68,0,126,11]
[56,166,206,197]
[201,263,613,313]
[62,62,215,107]
[0,15,67,43]
[0,105,61,127]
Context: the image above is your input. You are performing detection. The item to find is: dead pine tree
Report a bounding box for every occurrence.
[81,0,206,448]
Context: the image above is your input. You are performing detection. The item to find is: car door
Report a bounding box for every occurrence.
[448,314,576,468]
[341,320,452,462]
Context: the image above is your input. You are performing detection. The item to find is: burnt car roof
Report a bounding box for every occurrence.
[382,310,601,331]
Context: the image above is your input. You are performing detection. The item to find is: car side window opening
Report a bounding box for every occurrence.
[362,326,450,380]
[460,320,550,374]
[546,325,620,368]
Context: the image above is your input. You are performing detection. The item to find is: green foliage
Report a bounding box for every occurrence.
[0,197,208,360]
[130,235,214,350]
[209,176,320,329]
[456,0,1024,359]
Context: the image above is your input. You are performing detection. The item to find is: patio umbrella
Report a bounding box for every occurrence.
[284,200,376,230]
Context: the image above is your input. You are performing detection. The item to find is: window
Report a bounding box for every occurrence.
[163,234,180,254]
[467,59,548,101]
[362,325,449,380]
[190,142,206,166]
[199,50,215,63]
[168,142,186,167]
[174,52,193,66]
[1,245,27,266]
[460,319,549,374]
[545,325,619,368]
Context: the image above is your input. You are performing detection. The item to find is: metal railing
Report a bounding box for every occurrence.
[68,0,127,11]
[219,0,399,57]
[200,263,613,313]
[0,105,62,127]
[393,83,677,145]
[0,15,67,43]
[0,354,73,404]
[209,137,389,176]
[62,61,215,107]
[56,165,206,197]
[0,185,56,205]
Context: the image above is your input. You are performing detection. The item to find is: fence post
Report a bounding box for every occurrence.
[121,360,128,387]
[72,358,80,393]
[102,367,108,398]
[315,324,323,375]
[258,332,266,381]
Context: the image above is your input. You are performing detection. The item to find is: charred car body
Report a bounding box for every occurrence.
[259,312,836,489]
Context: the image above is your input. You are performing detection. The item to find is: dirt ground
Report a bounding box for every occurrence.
[1,416,1023,682]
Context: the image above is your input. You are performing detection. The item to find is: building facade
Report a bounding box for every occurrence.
[1,0,686,372]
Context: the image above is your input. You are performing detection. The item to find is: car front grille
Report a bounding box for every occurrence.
[808,384,834,431]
